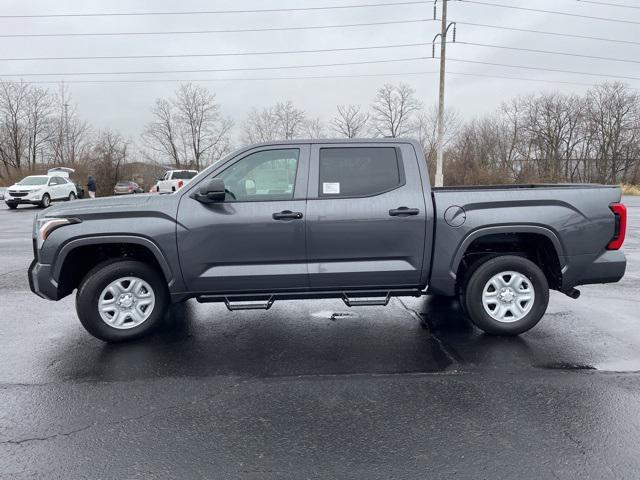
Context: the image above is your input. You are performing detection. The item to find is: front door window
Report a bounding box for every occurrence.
[217,149,299,202]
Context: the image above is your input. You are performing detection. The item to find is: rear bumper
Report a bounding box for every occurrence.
[563,250,627,289]
[28,259,62,300]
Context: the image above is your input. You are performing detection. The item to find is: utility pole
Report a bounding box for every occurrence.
[433,0,455,187]
[64,103,70,165]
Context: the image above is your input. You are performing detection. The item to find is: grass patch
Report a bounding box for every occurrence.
[621,184,640,195]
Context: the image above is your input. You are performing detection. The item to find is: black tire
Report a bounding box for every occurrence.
[7,203,17,209]
[68,192,76,201]
[76,260,169,342]
[40,193,51,208]
[461,255,549,336]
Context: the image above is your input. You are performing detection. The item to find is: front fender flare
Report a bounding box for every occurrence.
[52,235,174,286]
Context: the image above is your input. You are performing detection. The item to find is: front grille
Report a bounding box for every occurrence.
[9,191,28,197]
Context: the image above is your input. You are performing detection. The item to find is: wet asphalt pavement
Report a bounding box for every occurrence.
[0,198,639,479]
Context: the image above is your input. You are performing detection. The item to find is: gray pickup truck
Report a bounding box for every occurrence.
[29,139,627,342]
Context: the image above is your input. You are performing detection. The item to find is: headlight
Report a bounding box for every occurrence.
[35,217,80,249]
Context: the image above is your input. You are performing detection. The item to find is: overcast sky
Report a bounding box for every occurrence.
[1,0,638,143]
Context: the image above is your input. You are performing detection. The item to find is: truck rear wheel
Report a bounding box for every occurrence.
[76,260,169,342]
[461,255,549,336]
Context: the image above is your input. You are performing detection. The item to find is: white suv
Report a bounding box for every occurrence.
[5,172,77,209]
[155,169,198,193]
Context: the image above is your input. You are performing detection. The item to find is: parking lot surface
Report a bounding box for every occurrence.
[1,197,639,479]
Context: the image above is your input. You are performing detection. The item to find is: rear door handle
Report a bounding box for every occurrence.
[389,207,420,217]
[273,210,303,220]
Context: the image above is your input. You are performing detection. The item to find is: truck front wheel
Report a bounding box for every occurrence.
[76,260,169,342]
[461,255,549,336]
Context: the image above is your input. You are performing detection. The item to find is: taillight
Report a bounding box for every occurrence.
[177,180,184,189]
[607,203,627,250]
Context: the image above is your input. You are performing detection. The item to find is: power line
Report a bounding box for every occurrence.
[0,56,429,77]
[447,70,597,87]
[8,72,439,84]
[0,70,615,88]
[0,43,430,62]
[0,1,430,18]
[455,21,640,46]
[458,0,640,25]
[457,41,640,65]
[576,0,640,9]
[0,18,431,38]
[446,57,640,82]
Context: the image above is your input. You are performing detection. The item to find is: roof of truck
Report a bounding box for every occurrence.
[247,138,420,147]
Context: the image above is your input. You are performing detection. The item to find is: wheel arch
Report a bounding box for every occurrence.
[452,225,565,292]
[54,236,174,297]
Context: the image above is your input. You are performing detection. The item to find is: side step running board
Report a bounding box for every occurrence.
[195,289,417,309]
[342,292,390,307]
[223,296,275,311]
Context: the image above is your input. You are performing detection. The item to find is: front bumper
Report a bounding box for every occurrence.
[28,259,62,300]
[6,198,42,205]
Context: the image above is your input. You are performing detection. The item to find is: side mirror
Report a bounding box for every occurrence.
[193,178,226,203]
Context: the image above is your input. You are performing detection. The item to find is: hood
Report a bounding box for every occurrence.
[9,184,44,192]
[41,193,177,220]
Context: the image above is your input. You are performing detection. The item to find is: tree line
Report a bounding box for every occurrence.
[1,80,638,192]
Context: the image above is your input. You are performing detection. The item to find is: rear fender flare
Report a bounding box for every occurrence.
[450,225,566,279]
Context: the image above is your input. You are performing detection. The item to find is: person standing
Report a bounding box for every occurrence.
[87,176,96,199]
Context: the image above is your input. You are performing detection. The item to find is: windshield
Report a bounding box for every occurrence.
[171,171,197,180]
[116,181,131,186]
[17,176,48,186]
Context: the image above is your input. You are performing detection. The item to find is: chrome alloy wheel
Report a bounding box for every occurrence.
[98,277,156,329]
[482,271,535,323]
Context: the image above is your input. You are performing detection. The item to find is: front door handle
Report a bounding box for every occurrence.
[389,207,420,217]
[273,210,303,220]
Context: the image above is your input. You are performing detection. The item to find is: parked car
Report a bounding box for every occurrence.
[73,182,85,199]
[29,139,627,342]
[0,187,6,201]
[5,170,77,209]
[155,169,198,193]
[113,181,144,195]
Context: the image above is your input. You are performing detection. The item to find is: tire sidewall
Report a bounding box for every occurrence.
[41,194,50,208]
[464,255,549,335]
[76,260,168,342]
[69,192,76,201]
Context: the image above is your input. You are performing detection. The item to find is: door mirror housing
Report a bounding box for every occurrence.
[192,178,226,203]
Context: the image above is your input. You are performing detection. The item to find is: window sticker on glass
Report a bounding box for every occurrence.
[323,182,340,195]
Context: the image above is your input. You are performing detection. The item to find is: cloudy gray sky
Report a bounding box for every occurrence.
[1,0,638,142]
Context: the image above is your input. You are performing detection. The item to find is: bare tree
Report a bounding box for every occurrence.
[303,117,326,139]
[142,83,233,169]
[25,87,54,171]
[91,130,129,195]
[241,101,306,143]
[49,84,91,167]
[273,101,306,140]
[142,99,184,168]
[415,105,460,168]
[174,83,234,169]
[370,83,423,138]
[585,82,640,183]
[330,104,369,138]
[242,107,281,144]
[0,81,29,173]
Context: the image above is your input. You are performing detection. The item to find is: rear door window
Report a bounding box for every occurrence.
[318,147,403,198]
